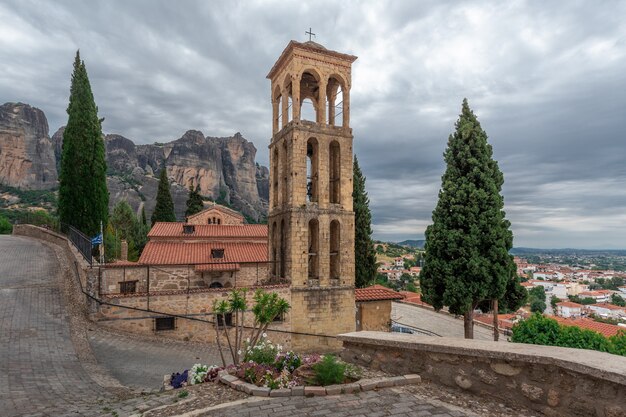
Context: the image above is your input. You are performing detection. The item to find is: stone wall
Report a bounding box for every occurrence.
[98,285,292,346]
[357,300,392,332]
[339,331,626,417]
[290,286,355,352]
[100,264,269,295]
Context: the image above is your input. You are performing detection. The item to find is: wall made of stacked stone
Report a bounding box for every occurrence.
[97,286,292,347]
[358,300,392,332]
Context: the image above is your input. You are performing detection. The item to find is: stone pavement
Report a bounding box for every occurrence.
[88,328,224,390]
[205,387,474,417]
[0,236,116,416]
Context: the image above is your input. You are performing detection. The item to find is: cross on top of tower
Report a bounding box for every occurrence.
[305,27,316,41]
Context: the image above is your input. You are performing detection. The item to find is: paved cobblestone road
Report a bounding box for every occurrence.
[208,388,474,417]
[0,236,114,417]
[89,329,223,390]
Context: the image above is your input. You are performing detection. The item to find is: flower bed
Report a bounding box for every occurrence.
[164,337,366,391]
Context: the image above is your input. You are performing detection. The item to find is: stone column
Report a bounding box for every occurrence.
[120,240,128,261]
[292,75,301,122]
[281,88,289,127]
[272,97,279,134]
[318,77,327,125]
[342,89,350,128]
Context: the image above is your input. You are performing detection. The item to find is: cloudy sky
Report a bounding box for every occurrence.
[1,0,625,248]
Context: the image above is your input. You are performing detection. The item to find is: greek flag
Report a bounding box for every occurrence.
[91,233,103,245]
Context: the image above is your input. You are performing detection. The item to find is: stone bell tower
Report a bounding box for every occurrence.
[266,40,357,350]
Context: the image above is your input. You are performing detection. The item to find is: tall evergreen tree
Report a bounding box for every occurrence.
[58,51,108,236]
[185,185,204,218]
[420,99,515,339]
[353,156,377,288]
[151,168,176,225]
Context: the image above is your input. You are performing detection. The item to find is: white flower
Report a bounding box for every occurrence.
[237,350,242,355]
[262,332,267,338]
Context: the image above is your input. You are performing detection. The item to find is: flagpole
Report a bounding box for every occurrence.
[100,220,104,265]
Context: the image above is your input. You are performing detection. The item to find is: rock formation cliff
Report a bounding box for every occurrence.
[0,103,57,189]
[0,102,269,222]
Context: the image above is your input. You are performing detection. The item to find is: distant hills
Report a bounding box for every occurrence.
[394,241,626,255]
[397,239,425,248]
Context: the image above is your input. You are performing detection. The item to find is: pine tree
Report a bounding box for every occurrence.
[353,156,377,288]
[151,168,176,225]
[185,185,204,218]
[58,51,109,236]
[420,99,515,339]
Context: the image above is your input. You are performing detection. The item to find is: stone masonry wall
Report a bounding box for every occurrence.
[290,286,355,352]
[339,331,626,417]
[357,300,392,332]
[100,264,269,295]
[98,286,292,347]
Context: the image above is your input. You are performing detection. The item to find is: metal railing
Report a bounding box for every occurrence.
[67,225,93,266]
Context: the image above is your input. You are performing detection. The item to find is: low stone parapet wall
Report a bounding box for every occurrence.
[338,331,626,417]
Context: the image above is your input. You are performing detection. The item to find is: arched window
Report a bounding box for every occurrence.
[280,219,286,279]
[271,222,278,277]
[273,86,282,133]
[217,218,221,225]
[308,219,319,280]
[300,70,320,123]
[326,76,344,127]
[272,148,279,207]
[282,74,293,126]
[329,141,341,204]
[282,141,288,206]
[209,282,223,289]
[306,138,319,203]
[207,218,212,224]
[330,220,341,279]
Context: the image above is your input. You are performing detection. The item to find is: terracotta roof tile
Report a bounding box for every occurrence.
[195,263,241,272]
[556,301,584,308]
[355,285,404,302]
[554,317,624,338]
[139,241,268,265]
[148,222,268,239]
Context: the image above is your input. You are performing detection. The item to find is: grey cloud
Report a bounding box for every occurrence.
[1,0,625,248]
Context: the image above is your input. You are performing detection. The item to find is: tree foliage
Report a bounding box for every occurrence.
[0,214,12,234]
[511,314,626,356]
[151,168,176,225]
[58,51,108,236]
[185,185,204,218]
[353,156,377,288]
[420,99,514,338]
[105,200,149,262]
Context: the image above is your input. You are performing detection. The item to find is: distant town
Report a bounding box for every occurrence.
[375,241,626,338]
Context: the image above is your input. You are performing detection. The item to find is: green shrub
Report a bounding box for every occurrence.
[512,313,626,356]
[0,215,12,234]
[312,355,346,386]
[243,338,279,366]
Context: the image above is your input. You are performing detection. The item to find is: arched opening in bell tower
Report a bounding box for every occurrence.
[329,140,341,204]
[300,70,321,123]
[326,76,344,127]
[282,74,293,127]
[308,219,319,280]
[271,221,278,277]
[330,220,341,279]
[280,219,286,278]
[306,138,319,203]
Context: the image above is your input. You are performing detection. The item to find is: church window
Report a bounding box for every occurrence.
[306,138,319,203]
[329,141,341,204]
[330,220,341,279]
[155,317,175,331]
[308,219,319,279]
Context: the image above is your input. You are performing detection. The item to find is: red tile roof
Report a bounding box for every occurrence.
[139,241,268,265]
[355,285,404,302]
[148,222,268,239]
[554,317,624,338]
[398,291,432,307]
[556,301,584,309]
[195,263,240,272]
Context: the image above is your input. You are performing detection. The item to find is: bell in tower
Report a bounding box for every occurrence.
[266,40,358,350]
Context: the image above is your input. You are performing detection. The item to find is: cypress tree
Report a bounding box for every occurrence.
[185,185,204,218]
[58,51,108,236]
[141,206,147,226]
[353,156,377,288]
[420,99,514,339]
[151,168,176,225]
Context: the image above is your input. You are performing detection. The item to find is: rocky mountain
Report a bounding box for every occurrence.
[1,102,269,222]
[0,103,57,189]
